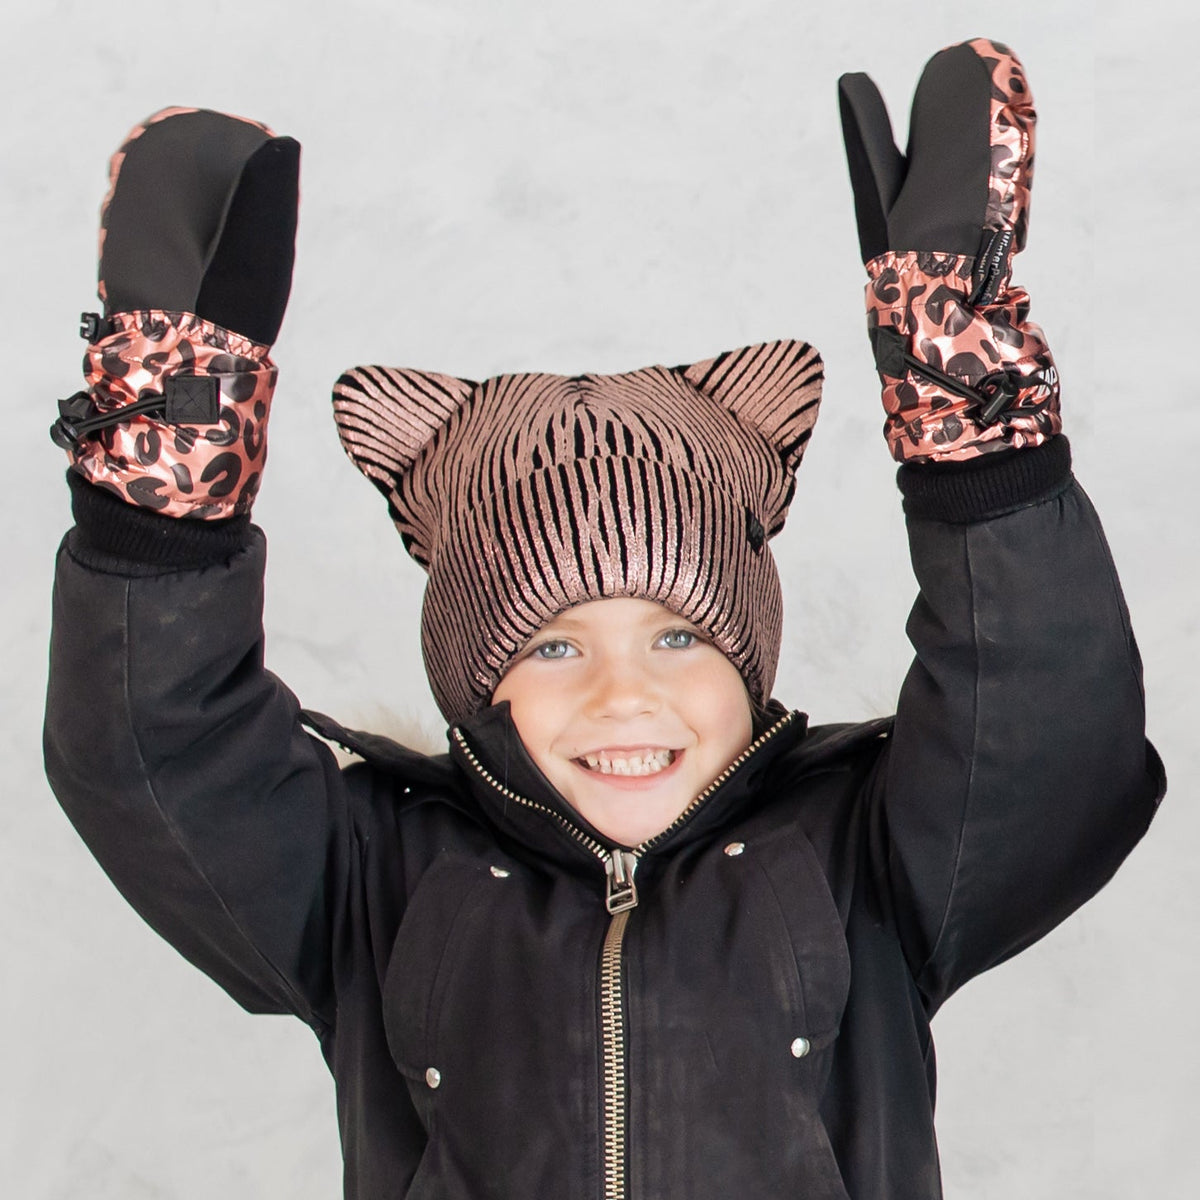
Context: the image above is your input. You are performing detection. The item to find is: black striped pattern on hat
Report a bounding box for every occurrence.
[332,339,822,724]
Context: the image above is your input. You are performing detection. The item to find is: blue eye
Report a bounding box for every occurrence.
[658,629,696,650]
[532,639,576,660]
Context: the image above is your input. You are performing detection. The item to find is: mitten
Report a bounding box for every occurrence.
[52,108,300,517]
[838,38,1060,463]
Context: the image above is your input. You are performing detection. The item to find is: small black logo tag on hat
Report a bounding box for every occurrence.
[746,511,765,553]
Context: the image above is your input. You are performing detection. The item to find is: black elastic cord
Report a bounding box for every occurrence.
[872,324,1029,427]
[51,375,222,450]
[900,348,986,405]
[51,393,166,448]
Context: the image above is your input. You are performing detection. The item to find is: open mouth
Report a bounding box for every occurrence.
[575,749,678,777]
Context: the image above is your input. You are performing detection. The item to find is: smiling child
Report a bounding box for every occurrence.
[44,38,1162,1200]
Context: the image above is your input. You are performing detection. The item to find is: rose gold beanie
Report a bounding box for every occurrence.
[333,339,822,727]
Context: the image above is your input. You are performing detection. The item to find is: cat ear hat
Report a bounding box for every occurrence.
[333,340,822,728]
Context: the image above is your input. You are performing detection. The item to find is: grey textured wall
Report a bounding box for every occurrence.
[2,1,1194,1196]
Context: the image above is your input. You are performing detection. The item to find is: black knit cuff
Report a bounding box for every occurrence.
[66,470,254,572]
[897,436,1073,524]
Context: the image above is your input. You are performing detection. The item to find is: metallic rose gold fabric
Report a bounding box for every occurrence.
[968,38,1036,251]
[334,340,823,725]
[864,40,1059,464]
[69,310,276,518]
[865,250,1060,462]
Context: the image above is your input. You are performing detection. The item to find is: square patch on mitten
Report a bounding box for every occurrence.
[164,375,220,424]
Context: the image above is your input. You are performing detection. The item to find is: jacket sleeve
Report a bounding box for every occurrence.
[873,436,1164,1010]
[43,478,350,1029]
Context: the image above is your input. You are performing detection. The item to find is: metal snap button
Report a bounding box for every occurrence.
[489,865,511,878]
[790,1037,811,1059]
[425,1067,442,1088]
[724,842,746,857]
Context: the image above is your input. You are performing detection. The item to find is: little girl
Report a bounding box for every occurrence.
[44,39,1162,1200]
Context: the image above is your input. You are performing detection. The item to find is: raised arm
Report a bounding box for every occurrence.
[885,440,1159,1006]
[838,40,1163,1007]
[43,109,344,1027]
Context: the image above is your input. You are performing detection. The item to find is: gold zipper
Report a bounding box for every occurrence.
[450,727,611,866]
[600,907,632,1200]
[451,710,796,1200]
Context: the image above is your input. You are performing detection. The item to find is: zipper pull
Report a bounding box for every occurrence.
[605,850,639,914]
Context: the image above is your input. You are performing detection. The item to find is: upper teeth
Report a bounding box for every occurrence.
[582,749,674,776]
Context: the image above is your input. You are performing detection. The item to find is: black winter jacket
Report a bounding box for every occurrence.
[44,439,1164,1199]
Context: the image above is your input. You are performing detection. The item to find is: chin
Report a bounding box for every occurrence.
[592,818,672,846]
[564,778,693,846]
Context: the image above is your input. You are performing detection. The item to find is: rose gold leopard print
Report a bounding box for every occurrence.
[866,250,1060,463]
[968,37,1036,254]
[96,108,275,306]
[68,309,276,518]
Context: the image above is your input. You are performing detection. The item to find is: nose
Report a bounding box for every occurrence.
[584,654,660,722]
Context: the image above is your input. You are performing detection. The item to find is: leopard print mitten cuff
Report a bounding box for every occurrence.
[865,250,1061,464]
[63,310,276,518]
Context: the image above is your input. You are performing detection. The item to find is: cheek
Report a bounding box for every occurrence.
[688,658,753,751]
[492,664,533,712]
[493,671,559,756]
[715,694,754,751]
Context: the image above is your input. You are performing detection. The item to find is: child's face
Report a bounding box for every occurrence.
[492,597,754,845]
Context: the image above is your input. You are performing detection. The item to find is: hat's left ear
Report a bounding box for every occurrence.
[333,363,478,500]
[677,339,823,476]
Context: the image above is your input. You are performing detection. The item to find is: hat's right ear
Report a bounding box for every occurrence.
[333,364,477,500]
